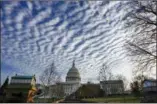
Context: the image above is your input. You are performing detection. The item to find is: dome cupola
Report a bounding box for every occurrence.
[66,61,81,82]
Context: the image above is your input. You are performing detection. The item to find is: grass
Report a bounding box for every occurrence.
[34,98,62,103]
[82,96,141,103]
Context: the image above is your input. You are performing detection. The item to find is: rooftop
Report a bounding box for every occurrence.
[144,79,157,82]
[11,75,34,79]
[100,80,123,84]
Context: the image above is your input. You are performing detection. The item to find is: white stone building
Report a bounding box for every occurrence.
[50,61,81,97]
[100,80,124,95]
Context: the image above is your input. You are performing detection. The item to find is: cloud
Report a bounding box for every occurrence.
[1,1,137,83]
[28,7,52,27]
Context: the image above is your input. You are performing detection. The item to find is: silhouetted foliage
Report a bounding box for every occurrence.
[36,89,42,95]
[133,74,148,90]
[72,84,102,99]
[130,81,140,97]
[0,77,9,92]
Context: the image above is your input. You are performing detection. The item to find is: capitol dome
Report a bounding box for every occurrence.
[66,61,81,82]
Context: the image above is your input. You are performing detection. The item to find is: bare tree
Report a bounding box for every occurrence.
[113,74,128,102]
[39,62,61,102]
[125,0,157,77]
[40,62,60,86]
[99,63,114,81]
[114,74,128,90]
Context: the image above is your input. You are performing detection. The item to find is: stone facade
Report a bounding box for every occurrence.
[141,79,157,103]
[5,75,37,103]
[100,80,124,95]
[49,61,81,97]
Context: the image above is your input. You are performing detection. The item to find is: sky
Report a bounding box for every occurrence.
[1,1,142,85]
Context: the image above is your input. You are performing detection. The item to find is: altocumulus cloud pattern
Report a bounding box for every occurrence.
[1,1,134,83]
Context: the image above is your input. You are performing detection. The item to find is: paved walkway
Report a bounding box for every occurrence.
[53,99,64,103]
[59,99,93,103]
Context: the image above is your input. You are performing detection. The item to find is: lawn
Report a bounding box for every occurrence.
[82,96,141,103]
[34,98,62,103]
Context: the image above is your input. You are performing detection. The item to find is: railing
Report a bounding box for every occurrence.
[143,86,157,92]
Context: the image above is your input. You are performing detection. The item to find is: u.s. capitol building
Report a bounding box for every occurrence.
[49,61,81,97]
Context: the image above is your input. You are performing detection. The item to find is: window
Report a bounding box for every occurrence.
[14,79,17,83]
[25,80,28,83]
[11,79,14,83]
[28,80,31,83]
[17,80,20,83]
[24,80,27,83]
[22,80,24,83]
[15,79,18,83]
